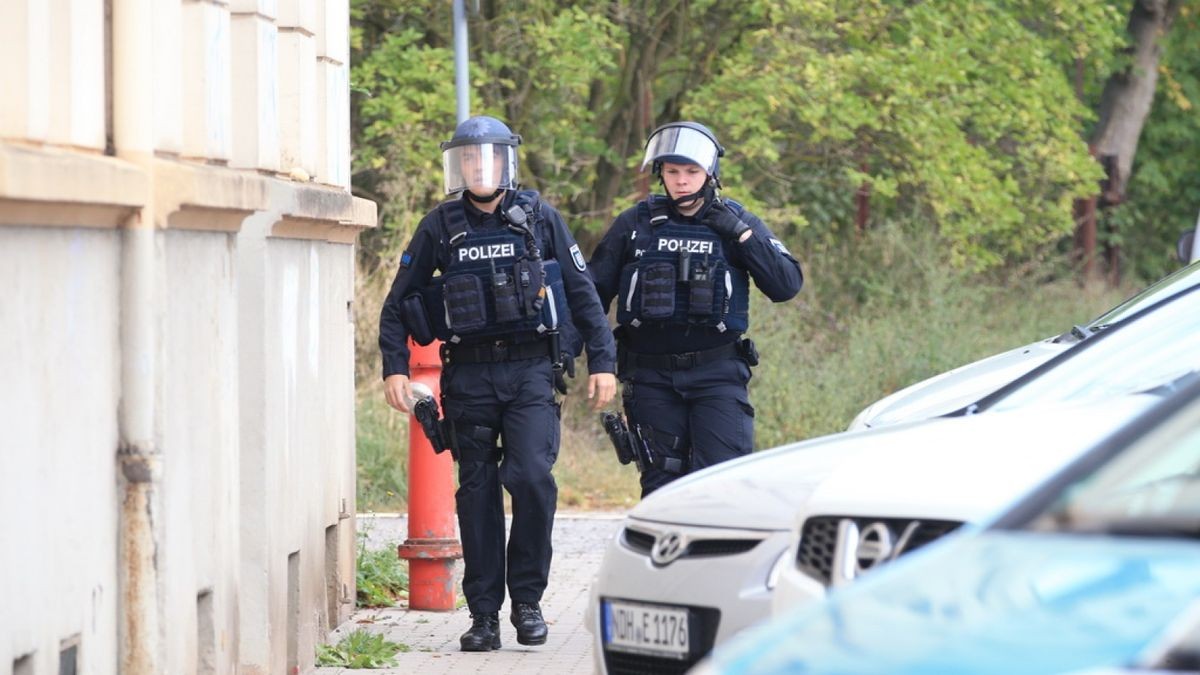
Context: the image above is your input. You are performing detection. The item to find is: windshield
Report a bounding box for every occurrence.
[1026,393,1200,536]
[1089,260,1200,329]
[983,285,1200,413]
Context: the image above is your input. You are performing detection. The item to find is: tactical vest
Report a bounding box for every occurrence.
[615,196,750,333]
[408,192,576,349]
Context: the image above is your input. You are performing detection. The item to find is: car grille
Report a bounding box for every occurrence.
[621,527,762,559]
[796,516,962,585]
[623,527,656,554]
[602,605,721,675]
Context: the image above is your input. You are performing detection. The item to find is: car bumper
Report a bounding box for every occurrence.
[769,561,827,617]
[585,516,790,675]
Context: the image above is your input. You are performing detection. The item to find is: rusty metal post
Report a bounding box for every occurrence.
[396,339,462,610]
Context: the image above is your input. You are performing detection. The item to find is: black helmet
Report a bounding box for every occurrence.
[441,116,523,195]
[641,121,724,179]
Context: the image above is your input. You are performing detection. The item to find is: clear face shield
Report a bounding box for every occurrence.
[442,143,519,196]
[641,126,720,176]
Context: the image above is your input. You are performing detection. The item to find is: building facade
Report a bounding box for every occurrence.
[0,1,375,673]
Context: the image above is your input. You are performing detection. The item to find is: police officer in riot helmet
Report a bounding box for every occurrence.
[379,115,617,651]
[589,121,803,497]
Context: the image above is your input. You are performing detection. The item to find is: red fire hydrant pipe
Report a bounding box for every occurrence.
[396,339,462,610]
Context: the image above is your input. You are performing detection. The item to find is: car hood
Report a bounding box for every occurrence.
[711,531,1200,675]
[850,339,1067,430]
[629,397,1152,531]
[806,397,1152,524]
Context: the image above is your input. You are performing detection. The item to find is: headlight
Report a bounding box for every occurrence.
[766,547,789,590]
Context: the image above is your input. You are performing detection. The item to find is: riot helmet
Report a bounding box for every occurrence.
[641,121,724,180]
[441,115,522,197]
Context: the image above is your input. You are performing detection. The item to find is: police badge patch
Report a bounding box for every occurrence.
[569,244,587,271]
[769,238,791,256]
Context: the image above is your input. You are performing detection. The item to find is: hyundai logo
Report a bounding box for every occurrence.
[651,532,686,566]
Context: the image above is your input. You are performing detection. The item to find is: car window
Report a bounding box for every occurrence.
[1089,260,1200,329]
[1028,398,1200,534]
[985,286,1200,413]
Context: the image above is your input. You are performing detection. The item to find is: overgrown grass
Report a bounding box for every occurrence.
[356,381,409,513]
[355,225,1142,511]
[315,629,408,668]
[555,392,641,509]
[356,534,408,608]
[748,226,1135,447]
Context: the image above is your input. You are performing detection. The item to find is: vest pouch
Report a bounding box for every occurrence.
[491,273,523,324]
[687,278,715,319]
[512,258,547,317]
[443,273,488,333]
[640,262,676,319]
[400,292,436,346]
[686,258,717,319]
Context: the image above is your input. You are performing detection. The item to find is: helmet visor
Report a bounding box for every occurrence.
[442,143,519,195]
[641,126,720,175]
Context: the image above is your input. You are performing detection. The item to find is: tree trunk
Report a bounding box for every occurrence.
[1091,0,1178,202]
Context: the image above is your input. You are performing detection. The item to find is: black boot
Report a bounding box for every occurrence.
[510,602,548,646]
[460,612,501,652]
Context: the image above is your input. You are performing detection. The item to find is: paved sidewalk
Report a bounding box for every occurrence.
[316,511,625,675]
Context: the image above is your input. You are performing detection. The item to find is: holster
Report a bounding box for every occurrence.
[442,418,502,463]
[738,337,760,367]
[601,411,637,467]
[411,396,448,453]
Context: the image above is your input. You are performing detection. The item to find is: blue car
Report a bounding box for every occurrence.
[698,376,1200,675]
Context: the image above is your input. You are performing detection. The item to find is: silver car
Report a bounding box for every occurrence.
[586,284,1200,675]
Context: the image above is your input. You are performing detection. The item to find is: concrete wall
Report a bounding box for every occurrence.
[0,226,122,675]
[0,0,375,673]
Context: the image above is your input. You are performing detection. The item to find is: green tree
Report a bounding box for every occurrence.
[689,0,1126,268]
[1103,3,1200,280]
[350,0,1187,275]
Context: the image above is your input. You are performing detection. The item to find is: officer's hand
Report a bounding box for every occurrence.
[384,374,414,413]
[587,373,617,411]
[703,201,752,242]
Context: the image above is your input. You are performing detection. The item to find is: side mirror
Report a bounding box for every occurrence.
[1177,229,1195,264]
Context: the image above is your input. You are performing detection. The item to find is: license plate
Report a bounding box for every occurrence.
[601,599,690,659]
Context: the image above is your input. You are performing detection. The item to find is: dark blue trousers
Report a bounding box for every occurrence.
[440,357,560,615]
[621,356,755,497]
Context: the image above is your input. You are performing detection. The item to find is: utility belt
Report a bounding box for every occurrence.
[619,337,758,373]
[440,336,551,365]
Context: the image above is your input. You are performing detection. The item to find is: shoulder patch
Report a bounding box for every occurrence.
[399,250,413,269]
[769,238,791,256]
[569,244,587,272]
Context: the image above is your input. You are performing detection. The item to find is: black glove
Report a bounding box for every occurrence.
[703,201,751,241]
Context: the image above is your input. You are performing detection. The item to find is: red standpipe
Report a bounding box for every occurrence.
[396,339,462,610]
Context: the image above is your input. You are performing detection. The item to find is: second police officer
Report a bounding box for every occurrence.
[378,116,617,651]
[589,121,803,497]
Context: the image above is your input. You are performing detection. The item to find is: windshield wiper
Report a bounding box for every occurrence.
[1054,324,1097,344]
